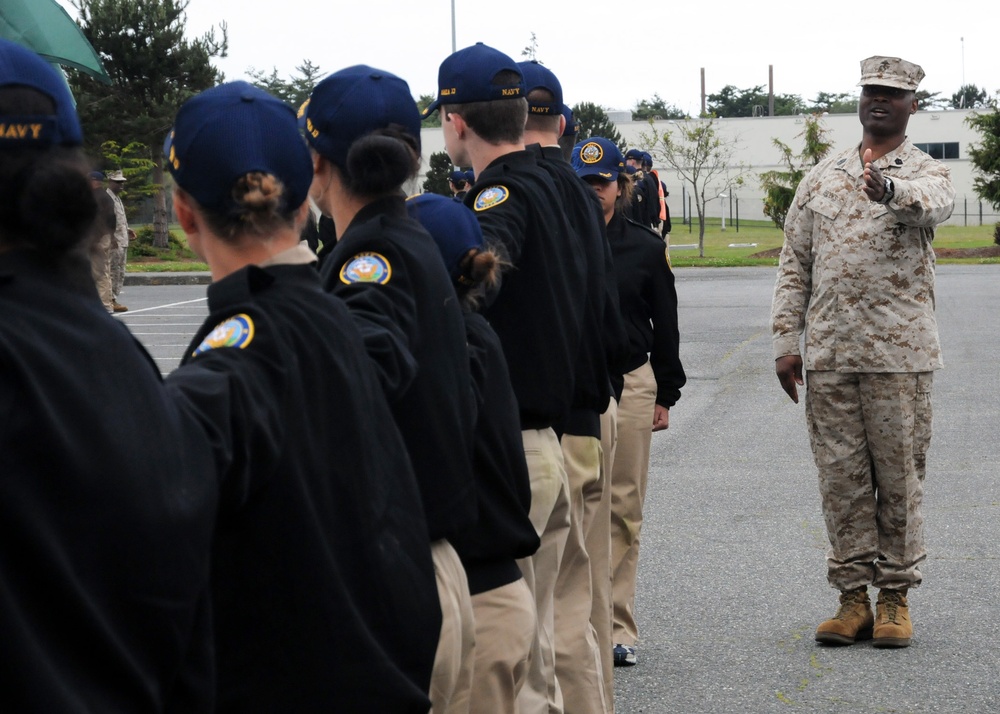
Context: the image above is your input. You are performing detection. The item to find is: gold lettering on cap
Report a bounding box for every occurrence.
[501,88,521,97]
[0,123,43,140]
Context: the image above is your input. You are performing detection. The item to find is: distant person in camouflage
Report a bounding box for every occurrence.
[770,55,955,650]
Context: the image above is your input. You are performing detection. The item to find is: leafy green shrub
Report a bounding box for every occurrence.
[128,226,198,261]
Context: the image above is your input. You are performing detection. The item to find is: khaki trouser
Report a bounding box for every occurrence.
[465,578,535,714]
[805,370,932,592]
[610,362,656,646]
[430,540,476,714]
[516,427,571,714]
[89,232,113,312]
[596,401,617,712]
[555,433,609,714]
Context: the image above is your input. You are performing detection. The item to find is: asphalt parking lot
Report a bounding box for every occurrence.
[119,264,1000,713]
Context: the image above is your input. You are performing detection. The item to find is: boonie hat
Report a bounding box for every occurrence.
[0,38,83,147]
[572,137,625,182]
[302,65,421,169]
[107,170,126,182]
[517,60,563,117]
[164,81,312,213]
[422,43,524,118]
[406,192,484,287]
[858,56,924,91]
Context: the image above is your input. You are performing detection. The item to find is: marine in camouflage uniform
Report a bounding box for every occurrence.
[770,55,955,648]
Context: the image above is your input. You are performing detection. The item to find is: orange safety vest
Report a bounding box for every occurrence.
[651,169,666,222]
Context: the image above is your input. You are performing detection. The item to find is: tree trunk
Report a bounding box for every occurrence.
[152,159,169,248]
[696,203,706,258]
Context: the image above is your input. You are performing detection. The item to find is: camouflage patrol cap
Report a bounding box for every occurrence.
[858,56,924,91]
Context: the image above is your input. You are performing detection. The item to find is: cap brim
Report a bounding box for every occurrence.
[576,165,618,182]
[421,98,442,120]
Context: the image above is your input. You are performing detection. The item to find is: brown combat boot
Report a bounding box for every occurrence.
[815,587,874,645]
[873,589,912,648]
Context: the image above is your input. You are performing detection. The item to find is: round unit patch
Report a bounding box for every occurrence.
[473,185,510,212]
[340,252,392,284]
[580,141,604,164]
[192,314,255,356]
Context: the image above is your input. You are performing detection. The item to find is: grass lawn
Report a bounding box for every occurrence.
[667,219,1000,267]
[125,219,1000,272]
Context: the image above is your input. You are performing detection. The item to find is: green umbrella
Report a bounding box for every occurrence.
[0,0,111,84]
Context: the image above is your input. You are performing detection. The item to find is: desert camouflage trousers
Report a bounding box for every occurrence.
[805,371,932,592]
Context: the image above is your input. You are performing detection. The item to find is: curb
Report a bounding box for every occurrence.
[125,272,212,286]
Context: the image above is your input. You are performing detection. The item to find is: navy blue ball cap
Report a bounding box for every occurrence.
[88,170,105,180]
[422,43,525,119]
[0,38,83,147]
[572,137,625,182]
[163,81,312,214]
[641,151,653,167]
[448,169,467,183]
[302,65,421,168]
[561,105,579,137]
[465,169,475,183]
[406,192,484,285]
[517,60,563,117]
[624,148,643,161]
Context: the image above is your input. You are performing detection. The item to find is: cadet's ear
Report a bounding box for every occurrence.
[172,189,197,235]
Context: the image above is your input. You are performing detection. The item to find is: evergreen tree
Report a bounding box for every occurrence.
[247,60,323,110]
[68,0,227,247]
[422,151,455,197]
[966,108,1000,233]
[952,84,990,109]
[572,102,624,151]
[632,94,687,121]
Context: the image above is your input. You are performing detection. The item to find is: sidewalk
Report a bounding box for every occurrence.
[125,271,211,286]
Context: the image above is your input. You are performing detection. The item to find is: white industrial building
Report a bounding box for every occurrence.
[419,108,997,228]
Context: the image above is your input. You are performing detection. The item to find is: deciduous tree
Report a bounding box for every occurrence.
[759,114,832,229]
[640,118,745,256]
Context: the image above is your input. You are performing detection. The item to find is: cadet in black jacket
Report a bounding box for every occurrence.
[407,193,540,714]
[303,65,477,713]
[575,137,686,669]
[162,82,440,712]
[519,59,629,714]
[0,39,216,713]
[424,42,587,714]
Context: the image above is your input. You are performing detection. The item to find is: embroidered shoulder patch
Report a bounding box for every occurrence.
[473,185,510,212]
[340,252,392,284]
[192,314,255,356]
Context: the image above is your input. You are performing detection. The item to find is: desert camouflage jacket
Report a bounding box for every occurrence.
[771,139,955,372]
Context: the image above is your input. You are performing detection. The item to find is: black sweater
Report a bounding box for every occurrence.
[606,212,686,408]
[321,196,477,543]
[451,312,540,595]
[167,263,440,713]
[1,249,216,713]
[533,144,629,437]
[465,149,588,430]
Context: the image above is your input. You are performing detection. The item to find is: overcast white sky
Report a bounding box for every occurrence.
[59,0,998,114]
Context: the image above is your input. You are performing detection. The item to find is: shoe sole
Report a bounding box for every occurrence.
[815,627,873,646]
[614,658,637,667]
[872,636,911,648]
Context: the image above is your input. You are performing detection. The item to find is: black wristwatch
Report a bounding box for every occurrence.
[879,177,895,204]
